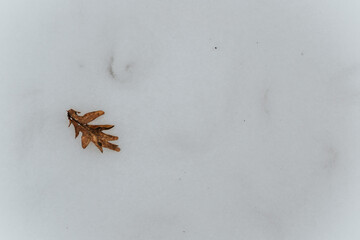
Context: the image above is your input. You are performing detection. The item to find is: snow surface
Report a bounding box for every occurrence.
[1,0,360,239]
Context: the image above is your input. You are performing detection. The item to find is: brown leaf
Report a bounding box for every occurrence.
[67,109,120,153]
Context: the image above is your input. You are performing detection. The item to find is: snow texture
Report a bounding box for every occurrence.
[1,0,360,239]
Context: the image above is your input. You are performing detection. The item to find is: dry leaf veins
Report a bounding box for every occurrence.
[67,109,120,153]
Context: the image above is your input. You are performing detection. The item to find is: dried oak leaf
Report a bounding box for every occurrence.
[67,109,120,153]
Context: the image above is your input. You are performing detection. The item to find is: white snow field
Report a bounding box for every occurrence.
[1,0,360,239]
